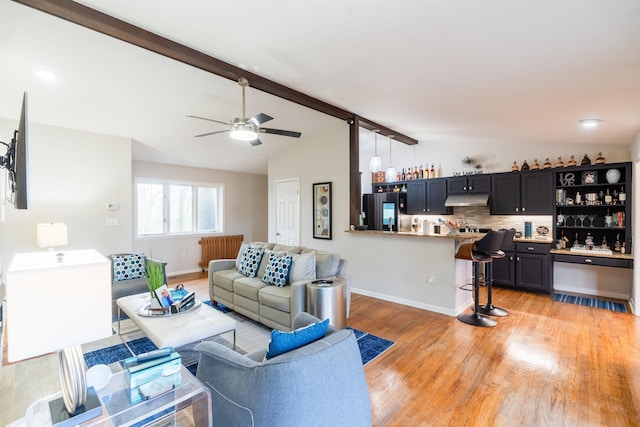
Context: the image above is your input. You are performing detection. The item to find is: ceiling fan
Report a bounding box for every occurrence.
[187,77,302,146]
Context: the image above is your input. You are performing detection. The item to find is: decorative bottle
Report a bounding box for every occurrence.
[567,155,577,167]
[414,167,420,180]
[437,163,443,177]
[581,154,591,165]
[521,160,530,171]
[430,164,436,179]
[619,186,626,204]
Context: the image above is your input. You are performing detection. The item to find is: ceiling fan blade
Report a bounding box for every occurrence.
[194,130,229,137]
[186,115,230,126]
[250,138,263,147]
[259,128,302,138]
[249,113,274,126]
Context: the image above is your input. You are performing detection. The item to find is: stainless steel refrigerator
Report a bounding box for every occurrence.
[362,193,410,232]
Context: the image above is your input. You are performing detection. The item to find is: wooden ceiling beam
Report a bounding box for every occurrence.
[13,0,417,145]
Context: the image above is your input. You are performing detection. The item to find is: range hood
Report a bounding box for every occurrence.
[444,194,490,207]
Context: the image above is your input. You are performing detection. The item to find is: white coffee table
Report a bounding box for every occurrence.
[116,293,236,352]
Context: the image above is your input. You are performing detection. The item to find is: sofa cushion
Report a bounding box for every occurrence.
[265,318,330,360]
[308,250,340,278]
[213,269,244,292]
[258,285,292,312]
[288,251,316,283]
[272,244,302,254]
[112,254,146,282]
[234,276,269,301]
[235,242,249,270]
[261,253,293,287]
[238,247,264,278]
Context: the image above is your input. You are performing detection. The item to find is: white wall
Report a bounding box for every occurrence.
[0,119,132,272]
[132,161,267,275]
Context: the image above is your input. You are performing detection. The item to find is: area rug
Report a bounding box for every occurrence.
[552,292,628,313]
[85,302,394,372]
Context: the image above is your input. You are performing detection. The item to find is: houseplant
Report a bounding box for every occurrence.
[145,259,165,302]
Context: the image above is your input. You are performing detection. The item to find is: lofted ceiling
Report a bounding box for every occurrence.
[2,1,640,175]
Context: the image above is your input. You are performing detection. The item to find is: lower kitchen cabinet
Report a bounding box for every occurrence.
[492,242,552,293]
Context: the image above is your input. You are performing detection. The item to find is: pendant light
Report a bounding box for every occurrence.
[385,135,396,182]
[369,130,382,172]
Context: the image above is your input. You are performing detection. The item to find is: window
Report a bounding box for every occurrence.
[135,178,223,237]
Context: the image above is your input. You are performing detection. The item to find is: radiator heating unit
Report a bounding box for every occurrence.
[199,235,244,269]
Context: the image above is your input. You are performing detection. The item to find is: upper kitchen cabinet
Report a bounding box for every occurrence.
[406,179,452,215]
[447,175,491,195]
[406,181,427,214]
[426,178,452,215]
[491,170,554,215]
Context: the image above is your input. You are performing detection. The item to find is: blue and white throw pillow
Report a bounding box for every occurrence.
[261,253,293,287]
[112,254,146,282]
[238,247,264,278]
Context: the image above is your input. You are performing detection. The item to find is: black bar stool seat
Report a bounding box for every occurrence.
[479,228,515,317]
[454,230,505,327]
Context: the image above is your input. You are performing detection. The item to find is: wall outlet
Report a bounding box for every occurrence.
[427,275,436,285]
[105,218,119,226]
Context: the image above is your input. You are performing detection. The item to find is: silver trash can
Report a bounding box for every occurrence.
[307,278,347,329]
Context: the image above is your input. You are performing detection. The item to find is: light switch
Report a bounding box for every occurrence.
[105,218,119,226]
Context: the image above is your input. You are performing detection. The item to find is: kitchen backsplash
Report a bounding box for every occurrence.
[411,206,553,237]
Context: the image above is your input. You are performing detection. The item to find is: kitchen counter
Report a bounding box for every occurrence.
[550,248,633,260]
[345,229,485,240]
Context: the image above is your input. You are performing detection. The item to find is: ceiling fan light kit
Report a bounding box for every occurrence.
[188,77,301,146]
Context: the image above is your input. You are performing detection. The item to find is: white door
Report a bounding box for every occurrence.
[275,178,300,245]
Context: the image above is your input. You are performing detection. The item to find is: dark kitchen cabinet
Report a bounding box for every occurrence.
[553,162,632,260]
[406,181,427,214]
[426,178,452,215]
[491,170,553,215]
[405,179,452,215]
[447,175,491,195]
[492,242,552,293]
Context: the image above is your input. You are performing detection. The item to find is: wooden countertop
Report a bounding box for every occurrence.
[345,229,485,240]
[550,248,633,260]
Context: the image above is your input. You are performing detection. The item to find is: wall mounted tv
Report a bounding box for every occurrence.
[1,92,29,210]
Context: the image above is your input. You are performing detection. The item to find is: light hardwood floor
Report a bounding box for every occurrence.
[2,273,639,426]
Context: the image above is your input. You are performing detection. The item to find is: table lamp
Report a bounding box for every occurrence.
[6,249,112,425]
[36,223,68,262]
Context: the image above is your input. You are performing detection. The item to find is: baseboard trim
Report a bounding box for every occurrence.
[351,287,458,317]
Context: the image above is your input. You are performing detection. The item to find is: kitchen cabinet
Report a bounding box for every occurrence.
[403,179,451,215]
[406,181,427,214]
[426,178,451,215]
[491,170,554,215]
[553,162,632,261]
[447,175,491,195]
[492,242,552,293]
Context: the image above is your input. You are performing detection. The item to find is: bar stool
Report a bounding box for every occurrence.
[479,228,515,317]
[455,230,505,327]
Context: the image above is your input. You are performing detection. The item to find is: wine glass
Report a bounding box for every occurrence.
[576,214,587,227]
[588,214,597,227]
[565,214,574,227]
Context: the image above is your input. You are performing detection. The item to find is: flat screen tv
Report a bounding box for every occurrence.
[1,92,29,210]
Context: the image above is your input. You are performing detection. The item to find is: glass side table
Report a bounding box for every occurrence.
[23,365,211,426]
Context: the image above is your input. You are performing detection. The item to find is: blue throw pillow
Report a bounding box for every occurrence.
[261,253,293,287]
[238,247,264,278]
[265,319,330,360]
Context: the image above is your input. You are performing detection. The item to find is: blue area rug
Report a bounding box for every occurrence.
[552,292,627,313]
[88,302,394,371]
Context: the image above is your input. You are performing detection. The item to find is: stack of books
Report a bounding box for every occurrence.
[123,348,182,403]
[171,291,196,314]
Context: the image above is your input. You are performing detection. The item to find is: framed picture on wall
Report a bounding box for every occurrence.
[313,182,332,240]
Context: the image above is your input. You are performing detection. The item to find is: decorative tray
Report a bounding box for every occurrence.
[137,299,201,317]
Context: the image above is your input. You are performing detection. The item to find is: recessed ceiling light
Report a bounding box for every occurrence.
[579,119,602,128]
[36,69,57,81]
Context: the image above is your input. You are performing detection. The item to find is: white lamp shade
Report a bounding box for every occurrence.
[37,223,68,248]
[369,156,382,172]
[6,249,112,362]
[385,167,397,182]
